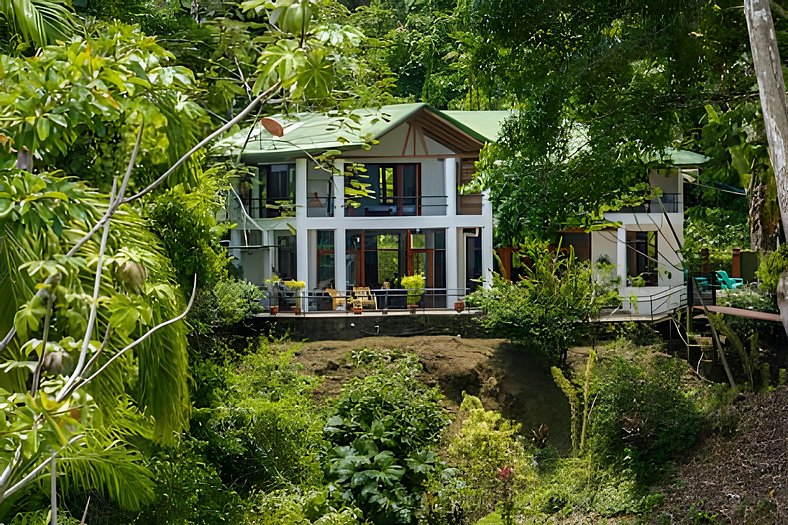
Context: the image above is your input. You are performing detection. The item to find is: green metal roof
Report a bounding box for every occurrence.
[214,103,491,162]
[658,148,709,166]
[442,110,514,141]
[215,103,708,166]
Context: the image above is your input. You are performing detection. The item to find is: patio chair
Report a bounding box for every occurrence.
[325,288,348,310]
[693,276,709,292]
[715,270,744,290]
[352,287,378,309]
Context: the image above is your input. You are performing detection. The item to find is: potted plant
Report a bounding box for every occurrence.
[264,274,281,314]
[401,273,425,312]
[454,297,465,313]
[284,279,306,315]
[352,299,363,315]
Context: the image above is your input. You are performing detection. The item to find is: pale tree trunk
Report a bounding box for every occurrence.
[748,176,779,251]
[744,0,788,336]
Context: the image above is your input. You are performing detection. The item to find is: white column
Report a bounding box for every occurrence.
[444,158,457,216]
[306,229,318,311]
[229,229,243,271]
[481,189,494,288]
[294,158,309,310]
[333,159,345,218]
[446,227,459,304]
[295,158,307,219]
[481,228,494,289]
[617,227,627,290]
[334,228,347,305]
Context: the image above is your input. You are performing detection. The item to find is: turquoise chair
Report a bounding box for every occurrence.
[715,270,744,290]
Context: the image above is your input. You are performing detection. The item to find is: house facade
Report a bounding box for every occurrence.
[220,103,703,316]
[220,104,497,311]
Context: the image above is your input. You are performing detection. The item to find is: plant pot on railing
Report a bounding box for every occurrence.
[454,299,465,313]
[402,273,425,314]
[283,280,306,316]
[269,305,279,316]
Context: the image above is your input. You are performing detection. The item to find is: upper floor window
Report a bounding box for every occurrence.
[258,164,295,218]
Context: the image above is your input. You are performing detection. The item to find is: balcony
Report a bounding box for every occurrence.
[617,193,682,213]
[307,194,334,217]
[345,195,448,217]
[237,197,296,219]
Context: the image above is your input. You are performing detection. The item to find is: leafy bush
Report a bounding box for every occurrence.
[717,287,779,342]
[323,350,449,524]
[244,488,362,525]
[445,395,533,522]
[145,168,231,291]
[469,242,617,364]
[519,457,660,518]
[132,444,245,524]
[192,277,264,332]
[683,207,748,273]
[589,354,703,482]
[190,343,324,493]
[756,244,788,292]
[401,273,425,305]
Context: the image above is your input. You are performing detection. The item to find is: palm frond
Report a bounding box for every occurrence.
[56,439,155,511]
[0,0,78,47]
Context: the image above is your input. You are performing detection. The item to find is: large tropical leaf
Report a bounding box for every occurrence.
[0,0,77,47]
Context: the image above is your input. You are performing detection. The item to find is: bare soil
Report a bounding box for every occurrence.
[655,386,788,524]
[292,335,573,452]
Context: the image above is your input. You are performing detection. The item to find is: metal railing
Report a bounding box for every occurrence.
[235,198,296,219]
[345,195,448,217]
[260,287,476,314]
[306,195,335,217]
[609,285,687,321]
[617,193,682,213]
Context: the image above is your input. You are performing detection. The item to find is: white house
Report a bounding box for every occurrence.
[218,103,496,311]
[219,103,703,316]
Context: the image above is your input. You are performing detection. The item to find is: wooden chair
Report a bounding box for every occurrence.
[352,287,377,309]
[325,288,348,310]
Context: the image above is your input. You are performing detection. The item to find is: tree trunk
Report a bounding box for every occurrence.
[748,177,779,251]
[744,0,788,336]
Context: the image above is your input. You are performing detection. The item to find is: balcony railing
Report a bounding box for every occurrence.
[617,193,682,213]
[236,197,296,219]
[345,195,448,217]
[259,287,474,313]
[307,195,334,217]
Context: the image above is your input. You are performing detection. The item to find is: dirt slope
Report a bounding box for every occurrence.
[656,386,788,524]
[292,336,573,452]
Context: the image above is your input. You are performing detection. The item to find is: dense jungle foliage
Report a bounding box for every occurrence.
[0,0,786,522]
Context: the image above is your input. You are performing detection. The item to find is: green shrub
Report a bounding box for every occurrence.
[190,344,324,493]
[132,444,245,524]
[244,488,362,525]
[324,350,449,524]
[756,244,788,292]
[445,395,533,522]
[192,278,264,332]
[468,241,617,365]
[589,354,703,482]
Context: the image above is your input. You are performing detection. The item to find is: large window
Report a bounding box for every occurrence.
[346,163,420,216]
[626,231,658,286]
[258,164,295,218]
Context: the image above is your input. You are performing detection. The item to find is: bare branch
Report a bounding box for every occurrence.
[2,435,84,500]
[60,274,198,401]
[123,82,282,204]
[61,207,113,396]
[31,291,56,395]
